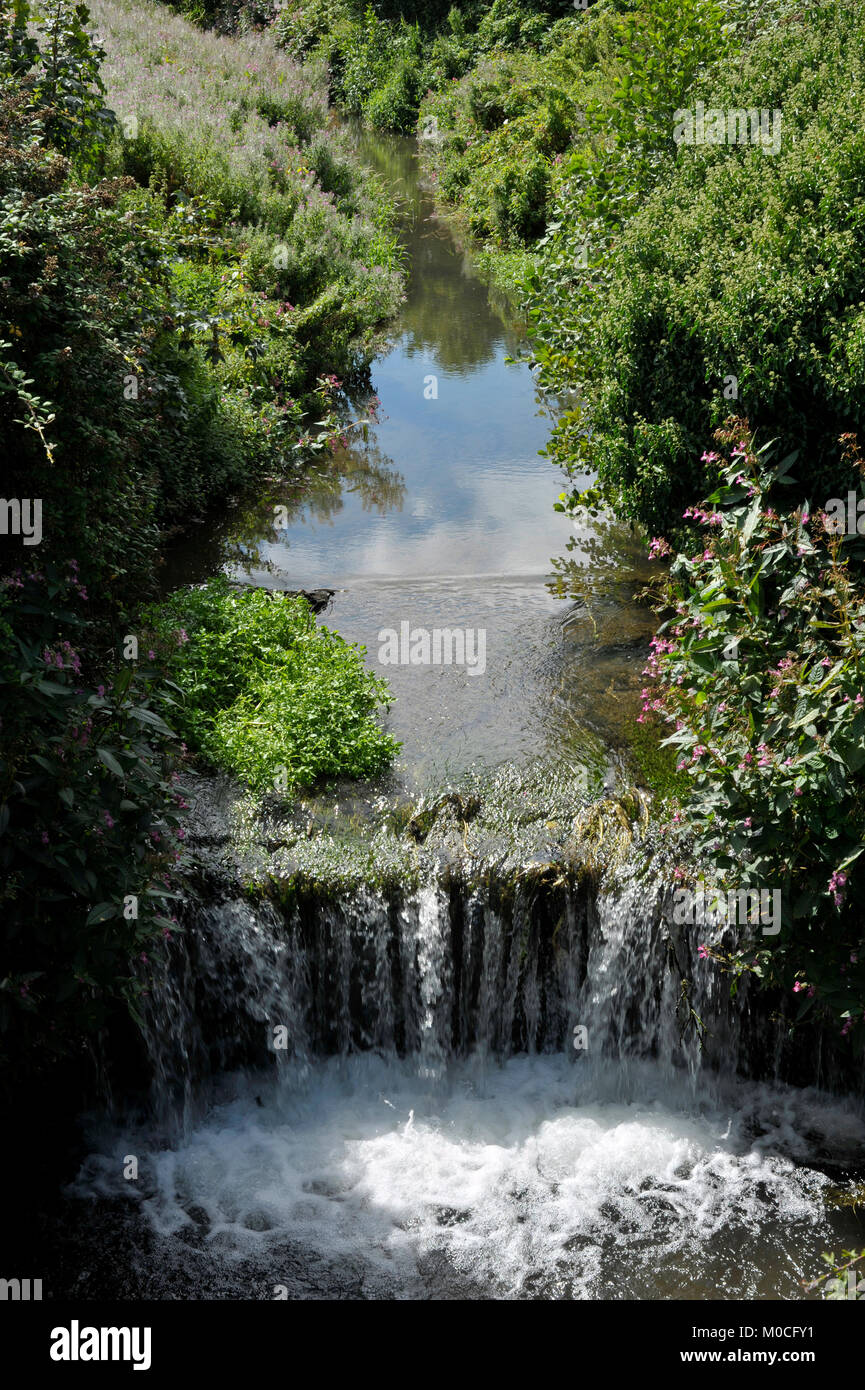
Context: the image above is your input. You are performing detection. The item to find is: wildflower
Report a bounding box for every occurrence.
[648,536,672,560]
[828,869,848,907]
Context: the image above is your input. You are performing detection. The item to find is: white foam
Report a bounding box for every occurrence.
[76,1054,865,1298]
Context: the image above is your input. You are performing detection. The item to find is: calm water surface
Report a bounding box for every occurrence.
[166,132,654,786]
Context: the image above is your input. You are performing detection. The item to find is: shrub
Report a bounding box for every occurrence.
[147,578,400,791]
[537,0,865,540]
[643,423,865,1034]
[0,565,188,1072]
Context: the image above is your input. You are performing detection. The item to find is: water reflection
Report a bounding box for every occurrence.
[354,127,520,374]
[165,130,655,783]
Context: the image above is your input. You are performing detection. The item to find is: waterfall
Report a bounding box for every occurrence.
[136,854,856,1134]
[69,850,865,1301]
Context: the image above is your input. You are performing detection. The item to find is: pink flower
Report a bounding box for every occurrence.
[648,536,672,559]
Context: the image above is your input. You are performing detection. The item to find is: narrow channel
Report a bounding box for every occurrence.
[62,133,865,1303]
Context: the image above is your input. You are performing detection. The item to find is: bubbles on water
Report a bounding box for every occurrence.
[74,1053,865,1300]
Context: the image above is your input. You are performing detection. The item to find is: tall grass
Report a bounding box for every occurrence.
[88,0,404,307]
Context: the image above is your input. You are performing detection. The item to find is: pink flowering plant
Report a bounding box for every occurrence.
[644,421,865,1036]
[0,564,189,1071]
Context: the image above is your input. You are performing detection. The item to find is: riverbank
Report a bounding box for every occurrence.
[3,0,865,1306]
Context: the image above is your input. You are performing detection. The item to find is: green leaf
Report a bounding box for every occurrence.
[86,902,117,926]
[96,747,125,777]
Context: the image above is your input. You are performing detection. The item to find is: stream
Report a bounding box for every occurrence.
[59,132,865,1302]
[163,129,655,784]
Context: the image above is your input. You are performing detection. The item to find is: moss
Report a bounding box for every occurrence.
[622,715,688,803]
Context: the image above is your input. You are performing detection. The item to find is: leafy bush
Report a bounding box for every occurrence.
[420,49,575,248]
[643,423,865,1034]
[537,0,865,540]
[0,565,188,1072]
[418,0,725,275]
[147,578,400,791]
[274,0,577,136]
[0,0,404,1085]
[0,27,238,602]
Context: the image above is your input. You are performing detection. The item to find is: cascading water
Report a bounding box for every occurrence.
[72,856,865,1300]
[62,128,864,1302]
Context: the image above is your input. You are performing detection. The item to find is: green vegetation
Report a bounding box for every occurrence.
[273,0,575,133]
[522,0,865,1043]
[0,0,402,1073]
[148,579,399,792]
[0,562,187,1073]
[539,0,865,540]
[1,0,402,604]
[645,424,865,1028]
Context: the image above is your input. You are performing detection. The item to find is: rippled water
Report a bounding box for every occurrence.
[75,1055,865,1300]
[164,131,654,784]
[62,133,863,1304]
